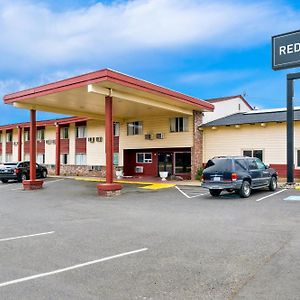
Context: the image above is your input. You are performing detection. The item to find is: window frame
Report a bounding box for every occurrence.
[170,117,189,133]
[37,129,45,141]
[242,149,264,161]
[60,127,69,139]
[136,152,152,164]
[6,131,13,142]
[76,126,86,138]
[75,153,87,165]
[127,121,143,136]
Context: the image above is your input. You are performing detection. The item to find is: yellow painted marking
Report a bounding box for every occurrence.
[140,183,175,190]
[74,177,175,190]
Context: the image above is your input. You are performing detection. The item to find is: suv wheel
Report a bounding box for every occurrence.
[1,179,8,184]
[42,170,47,178]
[20,173,28,182]
[239,180,251,198]
[209,189,222,197]
[269,176,277,191]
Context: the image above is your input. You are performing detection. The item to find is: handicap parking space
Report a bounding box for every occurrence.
[0,178,299,299]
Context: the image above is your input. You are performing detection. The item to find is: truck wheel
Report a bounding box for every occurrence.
[269,176,277,191]
[42,170,47,178]
[209,189,222,197]
[1,179,8,184]
[239,180,251,198]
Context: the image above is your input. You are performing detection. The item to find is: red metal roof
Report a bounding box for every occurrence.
[0,116,87,131]
[3,69,214,111]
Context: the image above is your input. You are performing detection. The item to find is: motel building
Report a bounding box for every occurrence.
[0,69,298,194]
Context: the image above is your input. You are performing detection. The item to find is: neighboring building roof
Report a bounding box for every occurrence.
[206,95,253,110]
[3,68,214,112]
[202,107,300,127]
[0,116,88,131]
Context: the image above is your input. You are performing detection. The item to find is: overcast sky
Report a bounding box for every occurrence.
[1,0,300,124]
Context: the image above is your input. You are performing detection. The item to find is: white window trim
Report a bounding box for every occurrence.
[170,117,189,133]
[136,152,152,164]
[60,127,69,139]
[127,121,143,136]
[242,148,264,161]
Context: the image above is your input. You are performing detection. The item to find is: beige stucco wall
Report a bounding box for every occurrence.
[45,126,56,164]
[203,98,251,124]
[119,115,193,166]
[86,120,106,166]
[203,122,293,164]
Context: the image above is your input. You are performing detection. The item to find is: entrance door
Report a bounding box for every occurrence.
[158,152,173,176]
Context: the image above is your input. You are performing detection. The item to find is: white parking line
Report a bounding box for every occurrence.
[256,189,287,202]
[0,248,148,288]
[175,186,208,199]
[0,231,55,242]
[10,179,65,191]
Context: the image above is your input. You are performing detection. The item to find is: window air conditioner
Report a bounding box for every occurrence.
[135,166,144,173]
[156,133,165,139]
[88,137,95,143]
[144,134,153,140]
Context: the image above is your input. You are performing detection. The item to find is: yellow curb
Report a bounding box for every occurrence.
[140,183,175,190]
[74,177,175,190]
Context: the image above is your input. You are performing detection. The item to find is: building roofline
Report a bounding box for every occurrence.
[3,68,214,111]
[0,116,88,131]
[206,95,253,110]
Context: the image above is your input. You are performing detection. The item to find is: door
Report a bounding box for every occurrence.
[248,158,263,187]
[158,152,173,176]
[255,158,270,185]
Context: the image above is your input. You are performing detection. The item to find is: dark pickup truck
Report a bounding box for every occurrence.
[0,161,48,183]
[201,156,278,198]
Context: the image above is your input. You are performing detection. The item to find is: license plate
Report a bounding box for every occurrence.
[213,177,221,182]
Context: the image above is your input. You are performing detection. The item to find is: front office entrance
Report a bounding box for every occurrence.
[124,148,192,179]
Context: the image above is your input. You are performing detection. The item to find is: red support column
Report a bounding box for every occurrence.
[97,96,122,196]
[55,123,61,176]
[23,110,44,190]
[17,126,22,161]
[106,96,113,184]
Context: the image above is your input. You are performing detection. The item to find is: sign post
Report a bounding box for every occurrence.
[272,30,300,183]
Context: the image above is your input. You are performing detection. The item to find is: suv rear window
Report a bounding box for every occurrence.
[205,158,232,171]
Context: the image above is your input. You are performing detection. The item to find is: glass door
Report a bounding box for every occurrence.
[158,152,173,176]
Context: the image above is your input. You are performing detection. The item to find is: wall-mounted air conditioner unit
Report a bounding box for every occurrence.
[88,137,95,143]
[135,166,144,173]
[156,133,165,139]
[96,137,103,142]
[144,134,153,140]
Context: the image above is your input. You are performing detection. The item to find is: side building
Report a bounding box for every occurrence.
[202,107,300,178]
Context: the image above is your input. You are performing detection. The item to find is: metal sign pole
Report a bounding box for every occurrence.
[287,76,294,183]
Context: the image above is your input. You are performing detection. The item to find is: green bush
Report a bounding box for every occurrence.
[195,167,203,181]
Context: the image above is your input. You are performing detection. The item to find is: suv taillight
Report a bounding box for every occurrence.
[15,168,20,174]
[231,173,237,181]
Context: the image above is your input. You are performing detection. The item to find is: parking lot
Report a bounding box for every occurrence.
[0,178,299,299]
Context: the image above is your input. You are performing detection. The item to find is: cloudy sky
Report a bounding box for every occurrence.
[1,0,300,124]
